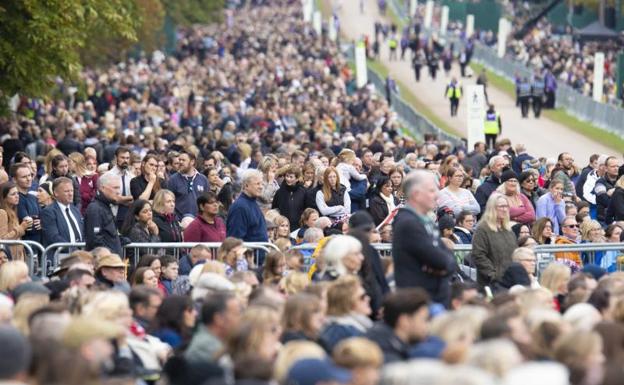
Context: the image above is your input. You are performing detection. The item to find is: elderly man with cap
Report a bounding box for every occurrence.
[94,254,130,293]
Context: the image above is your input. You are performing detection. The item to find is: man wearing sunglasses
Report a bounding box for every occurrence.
[554,216,582,266]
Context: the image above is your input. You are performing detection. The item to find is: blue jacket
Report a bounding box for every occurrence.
[17,192,41,242]
[40,201,84,246]
[319,322,364,354]
[166,172,210,219]
[349,178,368,213]
[226,193,268,242]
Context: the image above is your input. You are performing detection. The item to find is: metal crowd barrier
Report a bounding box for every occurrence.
[0,240,45,278]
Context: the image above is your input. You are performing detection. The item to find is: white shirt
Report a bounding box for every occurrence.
[57,202,82,242]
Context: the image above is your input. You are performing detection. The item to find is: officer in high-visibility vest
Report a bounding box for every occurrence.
[445,77,462,117]
[388,34,398,61]
[484,104,502,150]
[517,77,532,118]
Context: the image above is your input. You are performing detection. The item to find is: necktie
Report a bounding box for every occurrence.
[121,173,127,196]
[66,207,82,242]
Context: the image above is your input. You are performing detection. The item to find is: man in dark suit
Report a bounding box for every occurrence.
[392,170,456,305]
[41,177,84,247]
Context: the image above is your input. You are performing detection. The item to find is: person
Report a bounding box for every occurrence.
[392,170,456,305]
[166,150,209,219]
[531,217,554,245]
[130,154,163,202]
[120,199,160,245]
[445,77,462,117]
[475,155,507,213]
[38,154,81,207]
[185,291,241,364]
[453,210,475,244]
[519,171,540,209]
[412,49,425,81]
[217,237,248,277]
[257,155,280,211]
[226,169,269,243]
[554,216,582,266]
[0,325,31,384]
[335,149,368,192]
[605,175,624,223]
[129,286,163,331]
[477,69,489,103]
[281,293,325,343]
[103,147,135,229]
[84,172,123,256]
[594,156,620,224]
[436,167,480,216]
[318,275,373,353]
[12,163,41,244]
[511,247,539,288]
[551,152,578,201]
[517,77,532,118]
[597,224,623,272]
[581,155,607,215]
[333,337,383,385]
[315,167,351,220]
[0,183,30,260]
[365,288,430,363]
[483,104,502,149]
[183,192,226,243]
[531,75,545,118]
[40,177,84,247]
[151,189,182,244]
[472,193,517,289]
[315,235,364,281]
[178,245,211,276]
[150,295,196,349]
[498,168,535,225]
[36,181,54,209]
[368,175,399,226]
[271,165,306,231]
[94,253,129,293]
[536,180,567,236]
[131,267,159,288]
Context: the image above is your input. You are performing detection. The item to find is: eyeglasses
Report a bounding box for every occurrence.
[524,179,535,183]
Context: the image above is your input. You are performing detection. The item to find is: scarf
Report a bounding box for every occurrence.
[380,192,396,212]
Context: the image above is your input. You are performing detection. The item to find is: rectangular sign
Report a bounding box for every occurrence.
[424,0,434,29]
[440,6,449,35]
[466,14,474,38]
[593,52,605,102]
[355,43,368,88]
[466,85,485,149]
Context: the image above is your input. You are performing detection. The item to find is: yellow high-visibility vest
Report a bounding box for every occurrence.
[484,111,500,134]
[447,84,462,99]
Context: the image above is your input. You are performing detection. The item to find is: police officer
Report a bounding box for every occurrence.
[445,77,462,117]
[531,75,546,118]
[484,104,501,150]
[517,77,532,118]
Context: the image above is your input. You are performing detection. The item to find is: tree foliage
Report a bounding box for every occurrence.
[162,0,224,27]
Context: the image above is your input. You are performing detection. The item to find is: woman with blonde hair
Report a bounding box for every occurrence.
[263,250,286,286]
[335,149,367,192]
[0,260,30,293]
[554,331,605,385]
[227,306,282,362]
[151,189,182,243]
[281,293,325,343]
[438,155,460,188]
[580,220,605,265]
[540,263,571,311]
[333,337,384,385]
[318,275,372,353]
[257,155,280,211]
[274,341,326,384]
[496,169,535,225]
[315,167,350,220]
[68,152,98,213]
[280,272,310,295]
[472,193,517,288]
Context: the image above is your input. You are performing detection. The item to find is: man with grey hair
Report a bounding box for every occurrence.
[226,169,268,243]
[392,170,456,305]
[84,172,123,255]
[475,155,508,213]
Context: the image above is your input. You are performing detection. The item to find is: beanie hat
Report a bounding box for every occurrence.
[500,168,519,183]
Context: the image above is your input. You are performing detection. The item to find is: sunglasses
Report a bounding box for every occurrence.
[564,224,579,228]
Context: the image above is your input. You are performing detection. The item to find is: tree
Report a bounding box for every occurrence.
[0,0,139,113]
[162,0,224,26]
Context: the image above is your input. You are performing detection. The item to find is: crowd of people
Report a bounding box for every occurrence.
[2,1,624,385]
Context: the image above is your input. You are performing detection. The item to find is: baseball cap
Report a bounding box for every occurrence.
[286,358,351,385]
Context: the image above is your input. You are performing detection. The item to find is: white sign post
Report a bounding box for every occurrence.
[440,6,449,35]
[355,42,368,88]
[593,52,605,102]
[409,0,417,18]
[328,16,337,41]
[496,18,509,58]
[424,0,434,29]
[313,11,322,35]
[466,85,486,150]
[466,14,474,38]
[303,0,313,22]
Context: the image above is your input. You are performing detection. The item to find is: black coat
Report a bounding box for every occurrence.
[272,182,307,231]
[84,193,123,255]
[392,207,457,304]
[365,323,409,363]
[606,186,624,223]
[368,193,399,226]
[475,175,501,214]
[153,212,183,243]
[304,185,321,212]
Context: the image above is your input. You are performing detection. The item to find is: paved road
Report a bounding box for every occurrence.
[334,0,616,160]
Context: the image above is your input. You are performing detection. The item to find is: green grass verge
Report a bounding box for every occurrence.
[469,62,624,153]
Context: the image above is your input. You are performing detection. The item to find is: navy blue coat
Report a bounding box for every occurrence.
[41,202,84,246]
[84,193,123,256]
[226,193,268,242]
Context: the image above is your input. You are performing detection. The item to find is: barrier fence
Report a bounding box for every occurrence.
[8,239,624,279]
[386,0,624,137]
